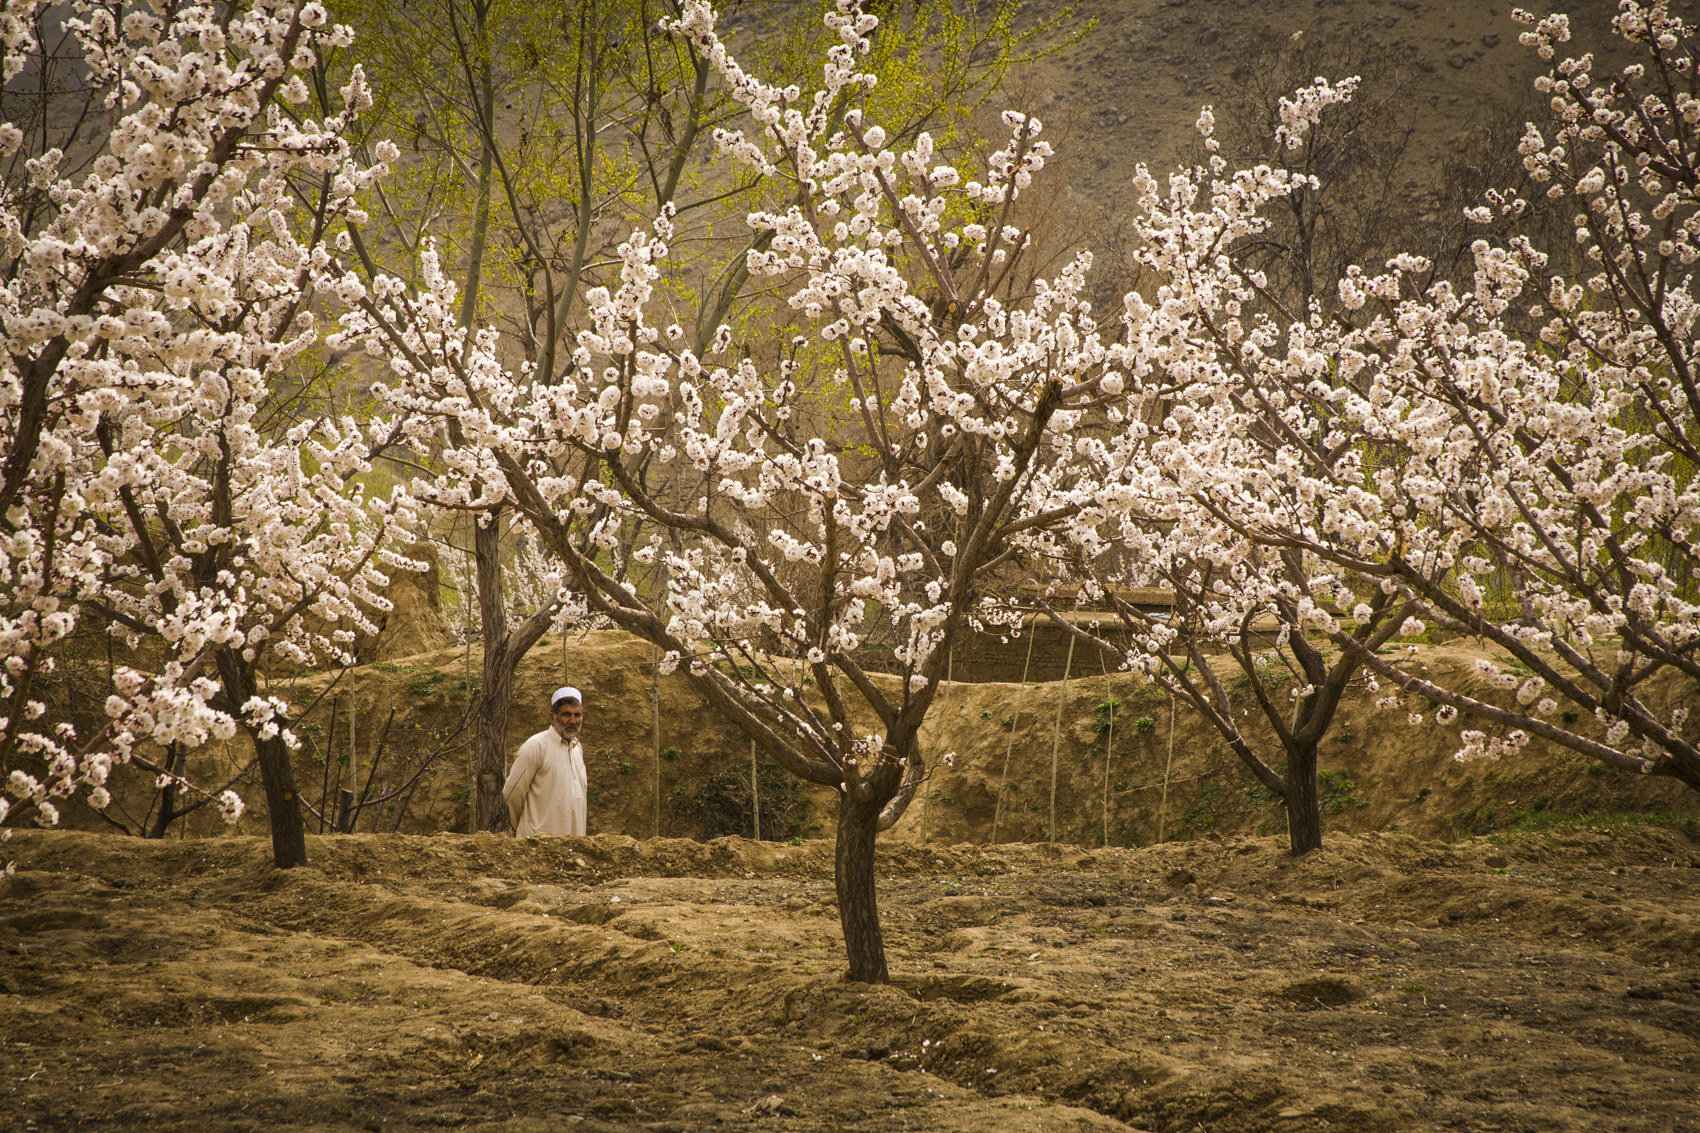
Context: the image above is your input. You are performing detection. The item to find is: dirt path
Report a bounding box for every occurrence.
[4,826,1698,1132]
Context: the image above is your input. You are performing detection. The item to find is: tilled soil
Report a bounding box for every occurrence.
[3,825,1698,1133]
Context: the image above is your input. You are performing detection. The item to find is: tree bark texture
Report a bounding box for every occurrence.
[471,510,510,833]
[254,731,308,868]
[217,650,307,867]
[1285,744,1323,856]
[146,744,186,839]
[835,792,889,984]
[473,647,517,834]
[467,508,554,834]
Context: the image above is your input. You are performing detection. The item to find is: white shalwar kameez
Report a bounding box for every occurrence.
[502,725,587,837]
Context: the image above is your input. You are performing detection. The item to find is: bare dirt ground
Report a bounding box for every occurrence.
[4,824,1698,1133]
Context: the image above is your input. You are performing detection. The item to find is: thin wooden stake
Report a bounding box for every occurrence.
[1100,653,1115,848]
[319,702,338,835]
[751,738,760,842]
[462,517,474,808]
[1049,625,1077,845]
[919,651,953,846]
[652,644,662,840]
[991,622,1038,845]
[341,689,356,830]
[1158,691,1177,844]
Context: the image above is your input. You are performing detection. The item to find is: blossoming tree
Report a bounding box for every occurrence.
[347,0,1134,982]
[1025,91,1426,854]
[1277,3,1700,792]
[0,0,413,868]
[1097,2,1700,800]
[327,0,1076,834]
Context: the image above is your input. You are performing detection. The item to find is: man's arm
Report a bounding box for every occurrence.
[503,738,541,829]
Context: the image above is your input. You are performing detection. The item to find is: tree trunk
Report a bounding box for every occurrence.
[217,649,307,867]
[835,792,889,984]
[465,508,555,834]
[146,744,185,839]
[473,645,516,833]
[471,508,511,834]
[255,731,308,869]
[1285,744,1323,856]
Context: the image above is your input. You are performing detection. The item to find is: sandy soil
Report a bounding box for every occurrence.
[4,824,1697,1132]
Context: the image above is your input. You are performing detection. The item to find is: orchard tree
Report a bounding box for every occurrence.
[322,0,1079,832]
[346,0,1132,982]
[1032,97,1422,855]
[0,0,415,868]
[1121,2,1700,798]
[1281,3,1700,792]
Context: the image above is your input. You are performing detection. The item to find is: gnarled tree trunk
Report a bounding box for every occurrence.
[835,791,890,984]
[255,730,308,868]
[468,505,555,834]
[218,650,307,868]
[1285,745,1322,856]
[473,642,518,833]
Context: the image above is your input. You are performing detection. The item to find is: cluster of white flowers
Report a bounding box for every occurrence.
[13,0,1697,854]
[1038,1,1700,797]
[1,2,412,836]
[338,0,1139,822]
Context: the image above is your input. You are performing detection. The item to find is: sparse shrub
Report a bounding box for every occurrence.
[669,756,814,842]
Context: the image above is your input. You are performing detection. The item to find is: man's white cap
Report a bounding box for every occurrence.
[551,686,582,708]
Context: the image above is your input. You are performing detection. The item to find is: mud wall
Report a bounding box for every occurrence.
[67,631,1700,855]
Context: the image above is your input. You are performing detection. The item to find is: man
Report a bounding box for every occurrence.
[503,686,588,837]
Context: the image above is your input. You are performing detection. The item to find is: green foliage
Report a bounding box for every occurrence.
[1241,781,1281,810]
[407,670,448,696]
[1507,809,1698,837]
[1181,783,1224,829]
[1235,665,1291,690]
[1134,715,1156,734]
[1093,697,1120,736]
[324,0,1082,373]
[1317,769,1367,815]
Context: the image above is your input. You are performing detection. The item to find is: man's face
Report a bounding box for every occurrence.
[553,701,583,738]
